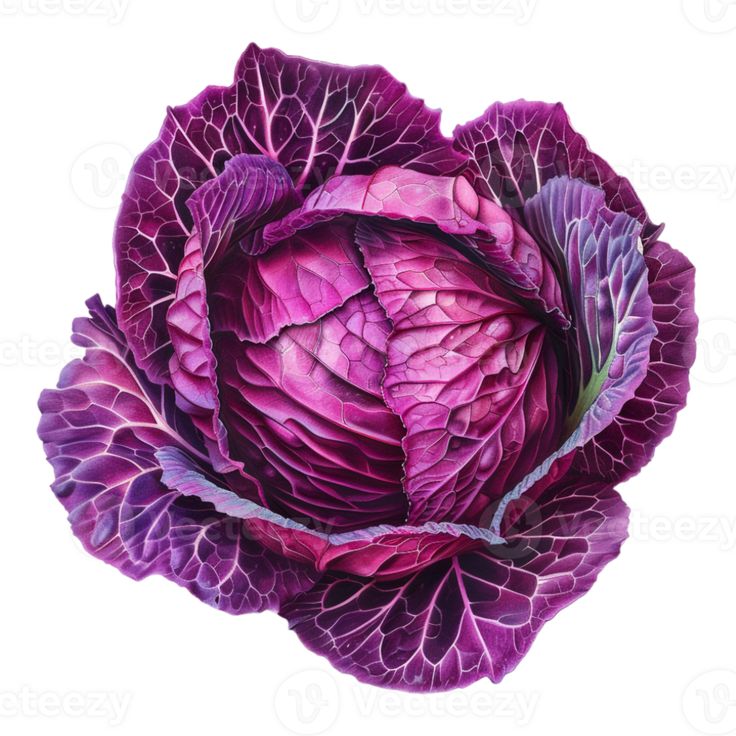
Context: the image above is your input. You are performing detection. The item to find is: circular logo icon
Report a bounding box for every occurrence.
[682,0,736,33]
[692,318,736,386]
[70,142,133,210]
[683,670,736,734]
[273,0,341,33]
[274,669,339,734]
[476,496,544,560]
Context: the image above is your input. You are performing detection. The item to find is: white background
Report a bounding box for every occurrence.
[1,1,734,734]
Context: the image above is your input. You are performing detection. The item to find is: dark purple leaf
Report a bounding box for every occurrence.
[38,297,317,613]
[453,100,662,243]
[280,474,629,691]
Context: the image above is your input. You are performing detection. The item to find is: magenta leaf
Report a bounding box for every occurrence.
[213,291,410,532]
[208,221,370,344]
[356,220,565,525]
[264,167,568,327]
[280,473,629,691]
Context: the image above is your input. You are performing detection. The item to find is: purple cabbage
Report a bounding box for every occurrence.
[38,43,697,692]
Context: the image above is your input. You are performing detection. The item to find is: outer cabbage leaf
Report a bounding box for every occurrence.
[115,43,463,383]
[37,297,317,613]
[571,240,697,482]
[491,177,656,532]
[233,45,464,190]
[453,100,662,243]
[280,472,629,691]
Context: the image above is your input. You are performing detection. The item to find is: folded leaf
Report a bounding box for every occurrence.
[280,473,629,691]
[38,297,317,613]
[491,177,656,532]
[264,167,568,327]
[453,100,662,242]
[158,446,505,580]
[573,240,697,482]
[356,220,564,525]
[208,221,369,344]
[214,291,409,532]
